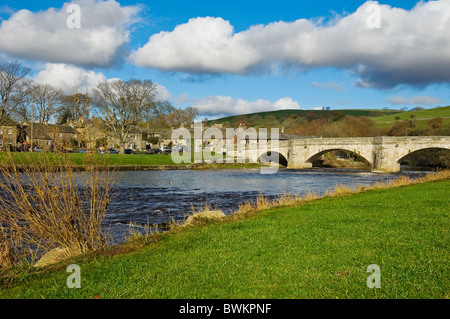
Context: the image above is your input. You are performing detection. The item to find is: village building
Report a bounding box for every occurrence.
[0,123,19,151]
[18,123,78,152]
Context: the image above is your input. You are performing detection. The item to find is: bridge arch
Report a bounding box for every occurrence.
[306,148,373,168]
[258,151,288,167]
[397,147,450,169]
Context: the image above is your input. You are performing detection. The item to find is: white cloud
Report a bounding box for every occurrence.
[154,83,172,102]
[273,97,301,110]
[0,0,141,67]
[129,17,258,74]
[33,63,107,94]
[34,63,172,102]
[130,0,450,88]
[192,96,300,117]
[387,96,445,106]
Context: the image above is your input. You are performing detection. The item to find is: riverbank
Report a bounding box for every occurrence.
[1,171,448,298]
[0,152,263,171]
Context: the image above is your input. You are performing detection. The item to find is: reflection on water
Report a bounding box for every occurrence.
[105,168,428,243]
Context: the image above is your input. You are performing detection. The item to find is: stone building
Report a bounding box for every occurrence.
[0,124,18,151]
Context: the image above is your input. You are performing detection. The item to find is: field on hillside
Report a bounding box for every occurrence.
[207,106,450,134]
[210,109,401,126]
[370,106,450,129]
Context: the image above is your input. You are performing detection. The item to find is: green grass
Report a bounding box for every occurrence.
[210,108,401,125]
[1,179,448,299]
[0,152,260,168]
[0,152,181,166]
[371,105,450,129]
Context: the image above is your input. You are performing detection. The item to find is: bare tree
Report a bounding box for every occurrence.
[11,80,34,123]
[149,102,198,129]
[31,83,63,124]
[92,79,157,153]
[0,62,31,124]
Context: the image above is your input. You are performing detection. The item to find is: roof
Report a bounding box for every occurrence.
[21,123,77,140]
[23,125,51,140]
[41,124,77,134]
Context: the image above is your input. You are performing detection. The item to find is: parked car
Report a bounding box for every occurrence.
[99,148,119,154]
[160,146,171,154]
[145,148,160,154]
[124,149,133,154]
[172,145,190,153]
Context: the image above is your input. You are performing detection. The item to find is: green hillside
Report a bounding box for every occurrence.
[371,106,450,129]
[208,108,401,126]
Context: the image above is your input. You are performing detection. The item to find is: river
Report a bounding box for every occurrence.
[105,168,429,243]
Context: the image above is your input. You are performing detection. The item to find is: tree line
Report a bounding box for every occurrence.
[0,62,199,153]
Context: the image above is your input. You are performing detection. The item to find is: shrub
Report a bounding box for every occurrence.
[0,152,117,266]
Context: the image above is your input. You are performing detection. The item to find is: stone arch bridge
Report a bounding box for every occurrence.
[245,136,450,172]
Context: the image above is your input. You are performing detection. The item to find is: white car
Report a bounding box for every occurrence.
[161,146,171,153]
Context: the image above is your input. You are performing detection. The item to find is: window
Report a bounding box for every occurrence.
[0,139,3,147]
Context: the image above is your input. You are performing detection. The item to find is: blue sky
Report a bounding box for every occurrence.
[0,0,449,119]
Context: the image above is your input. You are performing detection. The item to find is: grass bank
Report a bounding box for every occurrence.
[1,172,448,299]
[0,152,262,170]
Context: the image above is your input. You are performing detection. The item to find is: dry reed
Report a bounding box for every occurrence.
[0,151,117,267]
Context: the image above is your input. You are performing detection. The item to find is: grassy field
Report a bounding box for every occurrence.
[1,178,448,299]
[0,152,182,166]
[0,152,260,169]
[371,105,450,129]
[207,106,450,133]
[211,108,401,125]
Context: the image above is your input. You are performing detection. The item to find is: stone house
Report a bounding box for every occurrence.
[18,123,52,150]
[0,125,19,151]
[18,123,78,151]
[42,124,78,151]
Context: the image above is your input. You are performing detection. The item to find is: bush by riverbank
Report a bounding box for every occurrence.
[1,171,448,298]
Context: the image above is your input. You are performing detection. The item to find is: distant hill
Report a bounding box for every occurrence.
[206,108,401,126]
[370,105,450,129]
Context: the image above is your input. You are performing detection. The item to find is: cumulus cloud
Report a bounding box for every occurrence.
[130,17,258,74]
[130,0,450,88]
[154,83,172,102]
[33,63,107,94]
[34,63,172,102]
[387,96,445,106]
[0,0,141,67]
[192,96,300,117]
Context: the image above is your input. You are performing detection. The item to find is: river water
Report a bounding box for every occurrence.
[105,168,428,243]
